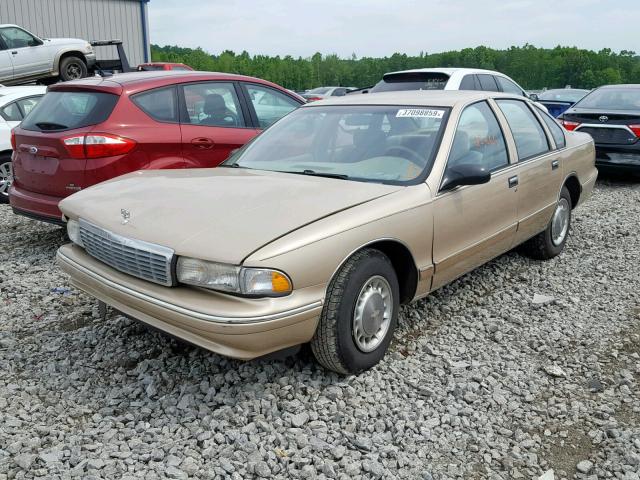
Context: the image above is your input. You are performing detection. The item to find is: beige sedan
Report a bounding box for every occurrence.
[57,91,597,374]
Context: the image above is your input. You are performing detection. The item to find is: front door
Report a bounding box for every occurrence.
[431,100,518,290]
[180,81,258,168]
[0,45,13,81]
[0,27,49,78]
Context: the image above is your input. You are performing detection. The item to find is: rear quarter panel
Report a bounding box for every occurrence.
[563,131,597,206]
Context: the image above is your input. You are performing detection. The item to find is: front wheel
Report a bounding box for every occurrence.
[59,56,88,82]
[311,249,399,374]
[0,156,12,204]
[519,186,572,260]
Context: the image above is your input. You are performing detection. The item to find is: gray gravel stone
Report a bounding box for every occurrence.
[0,180,638,479]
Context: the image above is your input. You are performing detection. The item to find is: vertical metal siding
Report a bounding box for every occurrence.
[0,0,148,67]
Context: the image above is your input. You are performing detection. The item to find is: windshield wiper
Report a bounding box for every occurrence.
[285,169,349,180]
[35,121,68,130]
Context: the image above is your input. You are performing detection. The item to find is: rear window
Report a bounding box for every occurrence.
[370,72,450,93]
[574,87,640,110]
[21,91,118,132]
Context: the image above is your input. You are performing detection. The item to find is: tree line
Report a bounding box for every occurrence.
[151,44,640,91]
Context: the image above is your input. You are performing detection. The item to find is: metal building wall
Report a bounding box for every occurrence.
[0,0,150,67]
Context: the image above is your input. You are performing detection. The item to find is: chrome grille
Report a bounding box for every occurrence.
[79,219,174,286]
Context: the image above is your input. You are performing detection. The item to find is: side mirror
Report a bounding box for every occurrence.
[529,93,539,101]
[440,163,491,191]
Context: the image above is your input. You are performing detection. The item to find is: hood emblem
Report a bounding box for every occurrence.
[120,208,131,224]
[599,115,609,123]
[29,146,38,154]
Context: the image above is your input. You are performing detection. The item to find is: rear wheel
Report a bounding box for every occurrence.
[311,249,399,374]
[519,186,572,260]
[59,56,88,82]
[0,155,12,204]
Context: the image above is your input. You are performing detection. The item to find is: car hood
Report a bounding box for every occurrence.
[59,168,402,264]
[44,38,89,47]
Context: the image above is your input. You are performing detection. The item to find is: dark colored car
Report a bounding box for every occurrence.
[534,88,590,117]
[560,84,640,174]
[9,71,304,224]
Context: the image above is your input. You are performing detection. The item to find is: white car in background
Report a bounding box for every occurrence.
[0,85,46,202]
[302,86,357,102]
[370,67,532,96]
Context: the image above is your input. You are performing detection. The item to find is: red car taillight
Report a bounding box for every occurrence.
[63,134,136,159]
[306,96,322,102]
[629,124,640,137]
[10,129,16,150]
[562,120,580,131]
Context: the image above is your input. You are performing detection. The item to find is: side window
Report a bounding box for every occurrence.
[132,87,178,123]
[17,96,42,118]
[496,99,550,160]
[477,74,499,92]
[182,82,244,127]
[245,84,299,128]
[446,101,509,173]
[0,27,38,49]
[496,76,524,96]
[333,88,347,97]
[1,102,22,121]
[536,107,566,148]
[459,75,478,90]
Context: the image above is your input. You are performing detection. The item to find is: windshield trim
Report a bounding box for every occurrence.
[224,104,452,187]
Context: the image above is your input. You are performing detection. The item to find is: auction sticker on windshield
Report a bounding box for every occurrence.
[396,108,445,118]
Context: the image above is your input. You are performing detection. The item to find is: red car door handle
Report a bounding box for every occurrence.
[191,137,214,149]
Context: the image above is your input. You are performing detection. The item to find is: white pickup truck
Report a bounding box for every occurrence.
[0,24,96,85]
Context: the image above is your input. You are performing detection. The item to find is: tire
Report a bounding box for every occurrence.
[311,248,399,374]
[59,56,88,82]
[0,155,12,204]
[519,186,572,260]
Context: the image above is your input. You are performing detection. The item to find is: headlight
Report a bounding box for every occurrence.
[66,219,84,247]
[85,43,93,53]
[176,257,292,297]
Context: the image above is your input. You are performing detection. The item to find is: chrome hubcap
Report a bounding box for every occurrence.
[352,275,393,352]
[0,161,12,197]
[551,197,570,246]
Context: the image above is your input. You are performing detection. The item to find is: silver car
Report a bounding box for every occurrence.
[0,24,96,85]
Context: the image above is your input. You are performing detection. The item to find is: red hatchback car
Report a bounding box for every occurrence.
[10,71,304,224]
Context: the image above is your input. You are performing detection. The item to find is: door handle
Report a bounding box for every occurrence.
[551,159,559,170]
[191,137,214,149]
[11,51,17,55]
[508,175,519,188]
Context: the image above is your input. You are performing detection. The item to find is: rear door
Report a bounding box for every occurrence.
[12,90,119,197]
[493,98,561,244]
[179,81,258,168]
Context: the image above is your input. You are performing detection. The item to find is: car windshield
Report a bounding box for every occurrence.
[539,89,588,103]
[574,87,640,110]
[224,105,449,184]
[370,72,450,93]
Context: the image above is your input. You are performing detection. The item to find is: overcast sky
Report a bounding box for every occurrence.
[149,0,639,58]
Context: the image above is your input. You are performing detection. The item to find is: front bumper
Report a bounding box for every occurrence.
[57,244,324,359]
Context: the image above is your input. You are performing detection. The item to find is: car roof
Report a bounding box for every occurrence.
[597,84,640,89]
[302,90,523,108]
[49,71,292,96]
[384,67,506,77]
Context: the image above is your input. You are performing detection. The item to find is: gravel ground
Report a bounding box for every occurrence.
[0,177,639,480]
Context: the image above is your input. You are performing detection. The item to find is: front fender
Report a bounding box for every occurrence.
[242,184,435,297]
